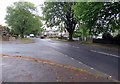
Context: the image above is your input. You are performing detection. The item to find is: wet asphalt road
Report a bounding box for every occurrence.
[1,38,119,81]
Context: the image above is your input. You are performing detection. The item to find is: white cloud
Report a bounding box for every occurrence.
[0,0,45,26]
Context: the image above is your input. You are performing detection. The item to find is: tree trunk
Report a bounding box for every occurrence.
[20,31,24,38]
[20,34,24,38]
[20,27,24,38]
[68,32,73,41]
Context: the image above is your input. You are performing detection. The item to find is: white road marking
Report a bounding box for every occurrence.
[63,52,117,81]
[72,46,79,48]
[78,62,83,64]
[64,54,116,80]
[64,55,68,57]
[90,50,120,58]
[76,47,79,48]
[90,68,94,69]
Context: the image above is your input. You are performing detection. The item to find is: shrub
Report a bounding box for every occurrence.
[114,34,120,41]
[73,33,81,38]
[102,32,113,40]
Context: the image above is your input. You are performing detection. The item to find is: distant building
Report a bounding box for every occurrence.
[43,28,69,38]
[43,30,59,37]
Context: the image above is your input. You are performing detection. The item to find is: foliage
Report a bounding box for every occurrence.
[5,2,42,38]
[73,2,120,36]
[73,31,81,38]
[3,26,10,33]
[42,2,77,41]
[0,25,10,32]
[114,34,120,41]
[102,32,113,40]
[42,2,120,41]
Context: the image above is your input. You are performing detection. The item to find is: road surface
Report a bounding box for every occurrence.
[1,38,119,81]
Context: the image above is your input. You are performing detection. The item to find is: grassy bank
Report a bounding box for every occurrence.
[20,38,35,44]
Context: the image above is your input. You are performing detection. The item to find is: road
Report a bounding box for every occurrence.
[2,38,119,81]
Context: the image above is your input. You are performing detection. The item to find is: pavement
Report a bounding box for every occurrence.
[0,38,119,82]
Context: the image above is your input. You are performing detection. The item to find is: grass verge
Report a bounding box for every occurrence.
[80,41,119,51]
[20,38,35,44]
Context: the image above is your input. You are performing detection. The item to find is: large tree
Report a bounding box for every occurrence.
[5,2,42,38]
[42,2,77,41]
[73,2,120,36]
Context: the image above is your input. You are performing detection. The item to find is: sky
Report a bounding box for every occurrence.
[0,0,45,26]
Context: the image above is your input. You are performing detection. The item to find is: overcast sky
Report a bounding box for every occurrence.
[0,0,45,26]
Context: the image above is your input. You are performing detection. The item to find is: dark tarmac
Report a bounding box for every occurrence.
[0,38,119,82]
[2,54,112,82]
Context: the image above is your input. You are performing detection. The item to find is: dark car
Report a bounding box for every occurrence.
[40,35,45,39]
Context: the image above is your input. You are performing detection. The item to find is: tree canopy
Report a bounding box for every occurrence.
[5,2,42,38]
[73,2,120,36]
[42,1,120,41]
[42,2,77,41]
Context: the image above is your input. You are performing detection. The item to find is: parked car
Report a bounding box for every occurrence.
[29,34,34,38]
[40,35,45,39]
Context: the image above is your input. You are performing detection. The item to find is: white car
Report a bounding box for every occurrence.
[29,34,34,37]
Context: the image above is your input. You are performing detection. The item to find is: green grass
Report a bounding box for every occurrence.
[20,38,34,44]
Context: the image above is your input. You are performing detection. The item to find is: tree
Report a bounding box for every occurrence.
[5,2,42,38]
[42,2,77,41]
[73,2,104,35]
[95,2,120,34]
[73,2,120,36]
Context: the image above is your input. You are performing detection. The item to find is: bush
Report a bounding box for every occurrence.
[73,33,81,38]
[114,34,120,41]
[102,32,113,40]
